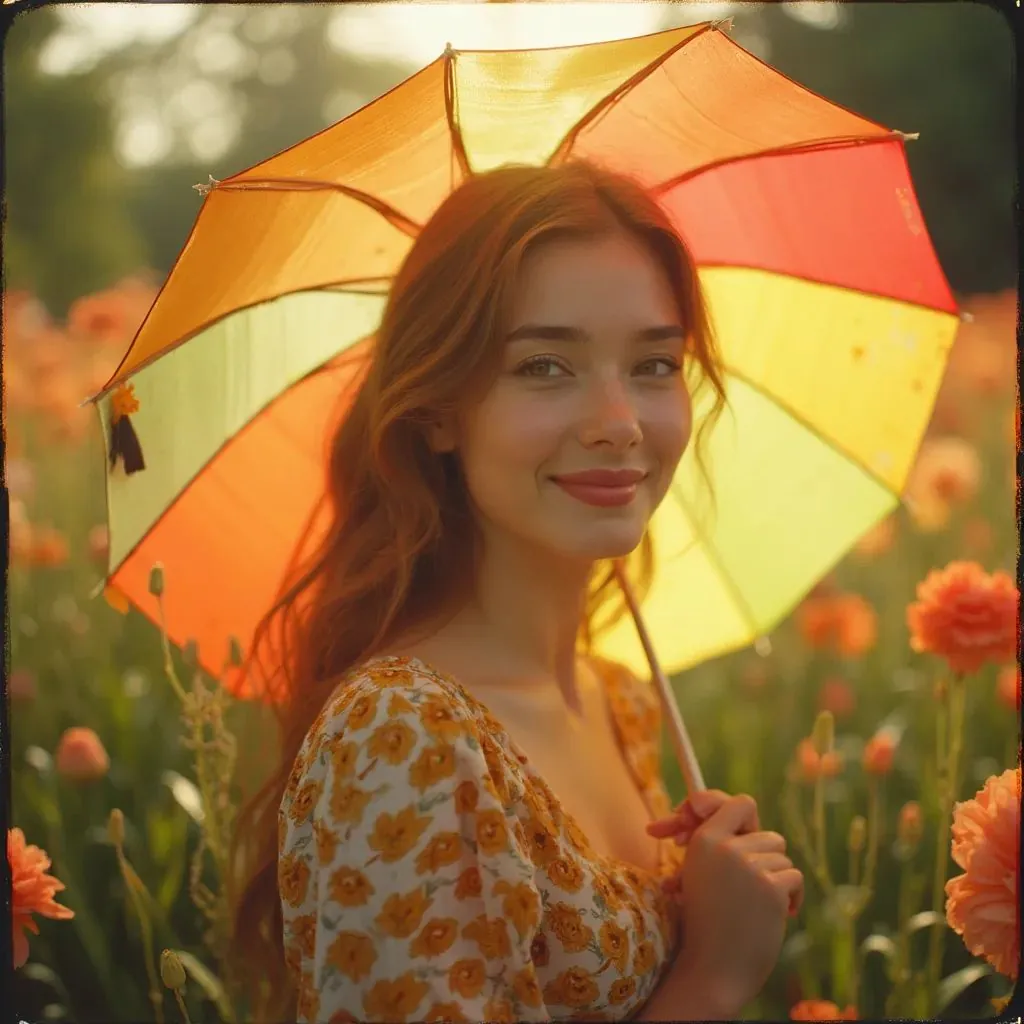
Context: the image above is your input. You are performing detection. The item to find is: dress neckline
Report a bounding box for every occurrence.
[358,652,668,879]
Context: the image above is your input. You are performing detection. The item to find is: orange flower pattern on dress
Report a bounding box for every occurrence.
[278,655,681,1022]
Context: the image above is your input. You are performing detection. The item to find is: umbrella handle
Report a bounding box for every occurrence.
[612,559,706,796]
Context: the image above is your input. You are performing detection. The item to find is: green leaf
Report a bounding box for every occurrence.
[172,949,235,1022]
[936,962,993,1012]
[905,909,944,935]
[860,933,898,963]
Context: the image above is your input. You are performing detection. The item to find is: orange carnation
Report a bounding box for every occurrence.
[9,827,75,968]
[945,767,1020,980]
[797,592,877,658]
[790,999,857,1020]
[907,561,1018,675]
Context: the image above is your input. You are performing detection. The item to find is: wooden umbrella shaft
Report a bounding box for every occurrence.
[612,560,706,796]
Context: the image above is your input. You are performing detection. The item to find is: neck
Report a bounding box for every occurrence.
[446,533,595,713]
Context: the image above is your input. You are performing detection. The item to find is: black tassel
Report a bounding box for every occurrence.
[109,416,145,474]
[108,383,145,475]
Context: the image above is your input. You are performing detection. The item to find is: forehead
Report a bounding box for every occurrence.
[511,231,680,325]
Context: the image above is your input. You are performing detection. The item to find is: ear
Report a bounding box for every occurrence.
[425,416,458,454]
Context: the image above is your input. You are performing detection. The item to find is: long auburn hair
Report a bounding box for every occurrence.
[226,160,728,1020]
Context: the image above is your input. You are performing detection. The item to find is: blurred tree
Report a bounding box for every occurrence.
[752,2,1015,295]
[3,7,146,318]
[109,5,416,275]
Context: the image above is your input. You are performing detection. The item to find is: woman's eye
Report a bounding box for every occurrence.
[513,356,682,378]
[515,357,567,377]
[638,357,683,377]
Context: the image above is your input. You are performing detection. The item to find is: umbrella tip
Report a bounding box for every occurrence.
[192,174,221,196]
[443,41,454,57]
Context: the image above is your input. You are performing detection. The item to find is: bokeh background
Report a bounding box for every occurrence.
[5,3,1018,1023]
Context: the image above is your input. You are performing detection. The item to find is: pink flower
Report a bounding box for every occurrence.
[55,727,110,782]
[9,828,74,968]
[945,767,1021,980]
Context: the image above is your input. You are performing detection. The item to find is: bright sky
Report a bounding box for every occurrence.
[37,2,845,167]
[41,2,739,75]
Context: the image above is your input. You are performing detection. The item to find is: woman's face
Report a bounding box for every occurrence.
[434,229,693,564]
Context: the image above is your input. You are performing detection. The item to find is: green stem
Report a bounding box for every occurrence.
[862,778,882,894]
[925,673,965,1010]
[156,597,188,705]
[813,773,833,890]
[173,989,193,1024]
[117,849,165,1024]
[783,783,833,893]
[888,855,916,1017]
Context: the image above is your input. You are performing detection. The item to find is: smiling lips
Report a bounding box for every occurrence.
[550,468,647,507]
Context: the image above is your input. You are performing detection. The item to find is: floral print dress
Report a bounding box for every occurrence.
[278,653,687,1023]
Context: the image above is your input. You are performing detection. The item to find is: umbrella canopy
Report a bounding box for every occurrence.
[93,22,958,694]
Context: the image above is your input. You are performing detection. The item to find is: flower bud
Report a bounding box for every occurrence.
[863,733,896,776]
[160,949,187,991]
[811,711,835,757]
[148,563,165,598]
[55,727,110,782]
[183,640,199,670]
[228,636,244,668]
[796,738,843,783]
[847,815,867,853]
[107,808,125,847]
[898,801,923,848]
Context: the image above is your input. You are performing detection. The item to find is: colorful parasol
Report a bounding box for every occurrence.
[91,24,957,771]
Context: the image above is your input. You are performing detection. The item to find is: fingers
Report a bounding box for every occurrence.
[649,790,758,842]
[728,830,787,855]
[699,793,760,838]
[746,852,793,874]
[772,867,805,916]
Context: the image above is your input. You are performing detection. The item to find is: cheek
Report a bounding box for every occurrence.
[646,389,693,458]
[460,396,565,488]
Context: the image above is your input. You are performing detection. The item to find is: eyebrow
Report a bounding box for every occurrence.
[503,324,686,345]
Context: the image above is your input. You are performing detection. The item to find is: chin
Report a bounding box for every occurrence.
[558,524,646,561]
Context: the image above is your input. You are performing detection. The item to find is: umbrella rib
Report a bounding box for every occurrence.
[201,177,423,239]
[651,132,910,197]
[443,45,473,181]
[697,263,958,319]
[90,279,393,404]
[103,342,373,584]
[547,23,716,168]
[723,363,906,497]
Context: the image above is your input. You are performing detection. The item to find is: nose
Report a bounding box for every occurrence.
[577,376,642,449]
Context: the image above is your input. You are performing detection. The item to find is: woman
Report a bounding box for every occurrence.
[229,161,804,1022]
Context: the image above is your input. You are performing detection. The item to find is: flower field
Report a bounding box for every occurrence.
[6,281,1020,1022]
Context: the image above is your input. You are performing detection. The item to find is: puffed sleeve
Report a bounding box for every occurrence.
[278,670,551,1024]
